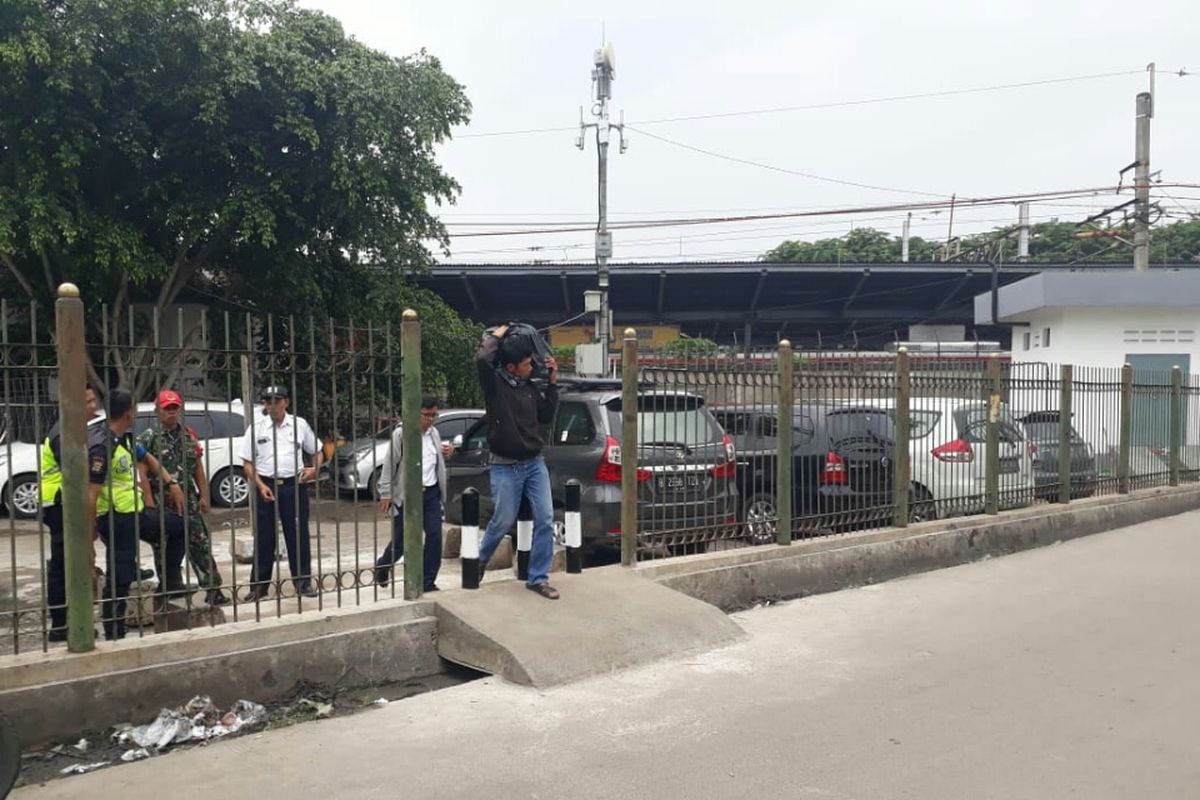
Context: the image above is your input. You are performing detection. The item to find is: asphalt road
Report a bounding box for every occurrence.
[15,511,1200,799]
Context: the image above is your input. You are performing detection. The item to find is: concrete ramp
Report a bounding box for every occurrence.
[434,567,744,687]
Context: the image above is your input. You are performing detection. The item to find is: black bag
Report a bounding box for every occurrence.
[486,322,552,379]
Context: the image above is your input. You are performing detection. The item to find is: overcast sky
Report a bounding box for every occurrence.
[302,0,1198,264]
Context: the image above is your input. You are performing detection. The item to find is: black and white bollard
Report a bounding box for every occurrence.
[565,479,583,574]
[516,495,532,581]
[460,488,480,590]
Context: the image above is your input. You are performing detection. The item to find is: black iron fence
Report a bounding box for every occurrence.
[620,338,1200,562]
[3,302,1199,655]
[2,299,421,655]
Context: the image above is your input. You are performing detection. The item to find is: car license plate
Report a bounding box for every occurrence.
[657,473,700,491]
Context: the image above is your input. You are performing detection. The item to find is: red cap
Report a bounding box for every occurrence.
[156,390,183,408]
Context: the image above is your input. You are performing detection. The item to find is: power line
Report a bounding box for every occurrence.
[626,126,948,197]
[444,184,1200,238]
[445,208,1096,258]
[453,67,1190,139]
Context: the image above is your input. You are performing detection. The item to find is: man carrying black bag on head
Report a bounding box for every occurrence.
[474,323,562,599]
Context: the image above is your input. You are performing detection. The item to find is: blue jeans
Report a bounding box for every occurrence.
[478,457,554,586]
[376,485,443,590]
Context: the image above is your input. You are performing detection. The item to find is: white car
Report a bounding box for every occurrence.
[332,409,484,497]
[1,401,248,519]
[868,397,1036,519]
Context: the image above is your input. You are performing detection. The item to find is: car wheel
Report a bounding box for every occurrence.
[6,474,40,520]
[211,467,249,508]
[367,466,383,501]
[908,485,937,524]
[742,492,778,545]
[552,518,567,547]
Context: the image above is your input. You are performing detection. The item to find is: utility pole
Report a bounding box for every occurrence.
[1133,90,1152,271]
[577,42,627,348]
[1017,202,1030,262]
[901,213,911,263]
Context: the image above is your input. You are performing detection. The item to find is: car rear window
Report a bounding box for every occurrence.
[606,396,723,447]
[1023,421,1083,443]
[825,409,896,442]
[887,409,941,439]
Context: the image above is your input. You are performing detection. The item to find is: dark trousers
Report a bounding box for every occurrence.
[376,485,443,590]
[252,478,312,588]
[97,510,186,639]
[44,505,66,631]
[148,508,222,589]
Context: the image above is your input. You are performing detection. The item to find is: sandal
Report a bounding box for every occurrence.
[527,582,560,600]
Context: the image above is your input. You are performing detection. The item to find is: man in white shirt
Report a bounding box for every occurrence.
[239,385,324,601]
[375,394,454,591]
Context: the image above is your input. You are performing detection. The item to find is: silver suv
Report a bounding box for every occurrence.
[443,380,739,552]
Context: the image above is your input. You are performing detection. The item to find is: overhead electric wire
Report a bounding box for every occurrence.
[454,67,1188,139]
[444,208,1091,258]
[443,184,1200,238]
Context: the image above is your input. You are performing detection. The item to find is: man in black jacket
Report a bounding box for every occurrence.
[475,324,561,599]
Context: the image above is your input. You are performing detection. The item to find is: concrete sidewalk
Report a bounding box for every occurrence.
[17,510,1200,799]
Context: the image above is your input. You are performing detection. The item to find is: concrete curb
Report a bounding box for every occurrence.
[0,599,440,747]
[639,485,1200,611]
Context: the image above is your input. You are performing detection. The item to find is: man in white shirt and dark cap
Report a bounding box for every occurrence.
[375,394,454,591]
[239,385,323,601]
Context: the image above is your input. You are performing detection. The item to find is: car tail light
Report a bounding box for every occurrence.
[820,451,847,484]
[931,439,974,463]
[595,436,650,482]
[710,435,737,478]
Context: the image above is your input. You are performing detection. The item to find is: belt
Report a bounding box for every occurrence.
[261,476,297,485]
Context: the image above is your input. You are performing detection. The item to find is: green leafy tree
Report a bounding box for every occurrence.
[0,0,472,398]
[763,220,1200,265]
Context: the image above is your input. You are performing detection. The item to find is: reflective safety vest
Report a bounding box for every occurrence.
[39,435,62,506]
[96,437,144,516]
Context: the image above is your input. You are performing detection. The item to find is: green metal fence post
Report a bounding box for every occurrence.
[1170,365,1182,487]
[893,347,911,528]
[620,328,639,567]
[55,284,94,653]
[1058,364,1073,504]
[1118,362,1133,494]
[400,309,423,599]
[984,354,1001,516]
[776,340,794,545]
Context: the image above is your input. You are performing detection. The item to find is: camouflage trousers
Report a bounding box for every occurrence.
[149,509,223,589]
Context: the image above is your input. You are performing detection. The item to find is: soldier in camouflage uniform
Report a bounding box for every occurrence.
[137,390,229,605]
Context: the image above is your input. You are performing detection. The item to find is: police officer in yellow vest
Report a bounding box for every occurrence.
[39,385,100,641]
[85,390,188,641]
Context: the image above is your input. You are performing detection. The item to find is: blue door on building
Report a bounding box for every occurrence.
[1125,353,1190,447]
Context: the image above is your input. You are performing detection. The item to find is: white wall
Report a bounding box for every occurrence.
[1008,307,1198,372]
[1006,307,1200,450]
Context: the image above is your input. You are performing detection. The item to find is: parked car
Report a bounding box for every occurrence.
[1017,411,1098,499]
[0,401,248,518]
[712,404,897,543]
[871,397,1036,518]
[443,380,737,552]
[333,409,484,498]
